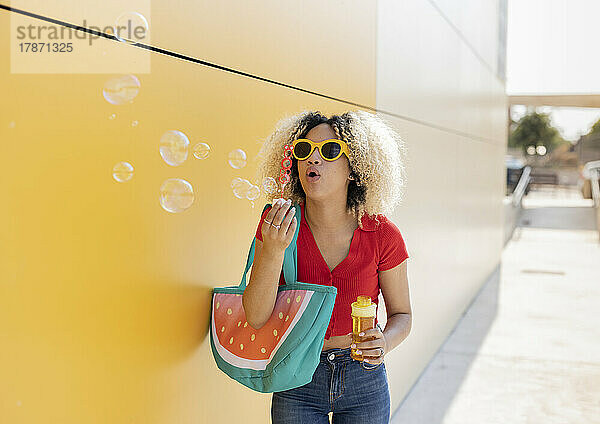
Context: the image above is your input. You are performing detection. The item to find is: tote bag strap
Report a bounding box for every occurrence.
[238,201,302,290]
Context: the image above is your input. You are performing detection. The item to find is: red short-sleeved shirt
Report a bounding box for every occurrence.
[254,201,409,339]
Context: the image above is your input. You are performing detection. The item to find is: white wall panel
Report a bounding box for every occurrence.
[377,0,506,144]
[377,0,507,414]
[429,0,502,76]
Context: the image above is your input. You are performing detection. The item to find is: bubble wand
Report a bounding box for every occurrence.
[278,142,294,198]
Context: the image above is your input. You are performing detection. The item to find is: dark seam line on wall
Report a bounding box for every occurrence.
[425,0,504,86]
[0,3,500,145]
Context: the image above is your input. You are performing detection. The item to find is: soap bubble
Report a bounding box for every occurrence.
[193,142,211,159]
[159,130,189,166]
[112,161,134,182]
[113,12,149,45]
[228,149,247,169]
[231,177,244,188]
[232,178,251,199]
[246,184,260,201]
[109,113,116,120]
[159,178,194,213]
[131,120,138,127]
[262,177,278,194]
[103,74,140,105]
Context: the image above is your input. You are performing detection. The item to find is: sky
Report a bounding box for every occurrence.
[506,0,600,141]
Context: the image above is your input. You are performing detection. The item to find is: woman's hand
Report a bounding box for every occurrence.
[261,198,297,255]
[351,326,388,365]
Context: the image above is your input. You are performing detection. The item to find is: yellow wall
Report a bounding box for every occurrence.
[0,1,377,423]
[1,0,507,422]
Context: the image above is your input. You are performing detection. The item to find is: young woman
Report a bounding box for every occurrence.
[243,110,412,423]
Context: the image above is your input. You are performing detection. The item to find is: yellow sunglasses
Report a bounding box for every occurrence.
[292,138,350,161]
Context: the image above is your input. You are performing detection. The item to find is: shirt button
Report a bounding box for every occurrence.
[328,353,335,361]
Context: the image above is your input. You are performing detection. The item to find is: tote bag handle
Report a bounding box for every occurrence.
[238,202,301,290]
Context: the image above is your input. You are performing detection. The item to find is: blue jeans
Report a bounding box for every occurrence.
[271,346,390,423]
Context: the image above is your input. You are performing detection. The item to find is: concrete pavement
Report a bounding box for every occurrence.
[391,186,600,424]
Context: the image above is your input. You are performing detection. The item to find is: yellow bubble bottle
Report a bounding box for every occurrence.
[350,295,377,362]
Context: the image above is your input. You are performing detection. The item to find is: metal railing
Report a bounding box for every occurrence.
[583,160,600,241]
[512,166,531,207]
[591,169,600,207]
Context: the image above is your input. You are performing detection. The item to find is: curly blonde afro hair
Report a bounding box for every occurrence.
[254,110,408,230]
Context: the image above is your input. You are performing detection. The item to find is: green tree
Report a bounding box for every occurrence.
[508,112,566,155]
[587,118,600,136]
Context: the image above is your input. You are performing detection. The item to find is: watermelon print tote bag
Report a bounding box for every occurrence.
[209,201,338,393]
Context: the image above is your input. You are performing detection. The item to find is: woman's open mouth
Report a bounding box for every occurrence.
[306,171,321,182]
